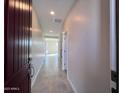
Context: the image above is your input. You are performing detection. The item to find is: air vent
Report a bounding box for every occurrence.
[53,18,62,23]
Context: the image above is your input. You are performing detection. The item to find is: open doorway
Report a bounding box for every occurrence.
[31,0,76,92]
[44,37,60,74]
[45,38,59,55]
[31,36,74,93]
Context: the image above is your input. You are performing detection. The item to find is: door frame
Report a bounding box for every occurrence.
[116,0,119,92]
[62,31,69,71]
[110,0,119,93]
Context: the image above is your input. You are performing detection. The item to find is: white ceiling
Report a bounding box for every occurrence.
[33,0,76,37]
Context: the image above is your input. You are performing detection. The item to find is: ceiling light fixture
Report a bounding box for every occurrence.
[50,11,55,15]
[49,30,53,32]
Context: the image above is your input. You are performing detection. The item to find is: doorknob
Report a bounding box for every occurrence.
[28,63,35,78]
[30,64,35,78]
[27,57,32,64]
[28,57,32,62]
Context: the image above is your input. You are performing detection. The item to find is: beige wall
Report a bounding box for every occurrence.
[64,0,111,93]
[31,8,45,87]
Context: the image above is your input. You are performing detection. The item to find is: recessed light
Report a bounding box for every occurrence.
[50,11,55,15]
[49,30,53,32]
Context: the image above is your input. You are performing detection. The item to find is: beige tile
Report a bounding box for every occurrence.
[31,54,74,93]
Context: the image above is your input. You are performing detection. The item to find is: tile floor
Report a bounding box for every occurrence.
[31,54,74,93]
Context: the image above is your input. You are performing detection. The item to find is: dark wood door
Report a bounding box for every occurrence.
[4,0,32,93]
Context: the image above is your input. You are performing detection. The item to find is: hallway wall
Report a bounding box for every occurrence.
[31,8,45,87]
[64,0,110,93]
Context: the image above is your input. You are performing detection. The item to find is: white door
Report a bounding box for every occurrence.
[62,32,68,71]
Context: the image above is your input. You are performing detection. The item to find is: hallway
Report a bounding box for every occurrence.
[4,0,118,93]
[31,54,74,93]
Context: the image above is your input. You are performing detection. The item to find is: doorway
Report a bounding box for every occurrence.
[62,32,69,71]
[31,37,74,93]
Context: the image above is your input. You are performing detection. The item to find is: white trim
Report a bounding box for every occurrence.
[66,32,69,73]
[66,31,77,93]
[110,0,117,92]
[110,0,116,72]
[62,32,69,71]
[67,74,78,93]
[31,60,44,87]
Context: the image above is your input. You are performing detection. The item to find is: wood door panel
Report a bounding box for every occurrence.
[5,0,32,93]
[19,0,23,70]
[23,0,27,65]
[6,0,15,80]
[21,0,25,66]
[28,0,32,92]
[5,63,29,93]
[14,0,20,72]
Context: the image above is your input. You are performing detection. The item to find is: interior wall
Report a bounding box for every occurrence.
[31,8,45,87]
[64,0,110,93]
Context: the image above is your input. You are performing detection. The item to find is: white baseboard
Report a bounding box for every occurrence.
[31,59,45,88]
[67,74,78,93]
